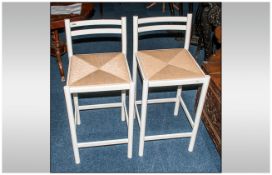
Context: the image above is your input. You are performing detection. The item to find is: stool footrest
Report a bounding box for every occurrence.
[136,97,177,105]
[78,102,122,111]
[78,138,128,148]
[144,132,192,141]
[135,98,177,128]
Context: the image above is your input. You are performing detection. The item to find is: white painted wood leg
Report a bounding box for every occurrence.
[132,58,138,120]
[127,83,135,158]
[174,86,182,116]
[133,57,137,100]
[133,16,138,120]
[73,93,81,125]
[188,76,210,152]
[121,90,126,121]
[64,86,80,164]
[139,80,149,157]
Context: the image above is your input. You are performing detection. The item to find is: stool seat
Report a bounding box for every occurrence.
[68,52,130,87]
[137,48,205,81]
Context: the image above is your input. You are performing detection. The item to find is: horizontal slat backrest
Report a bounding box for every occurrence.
[65,17,127,61]
[71,28,121,36]
[138,25,187,33]
[133,14,192,50]
[138,16,187,24]
[69,19,122,36]
[137,15,190,33]
[70,19,122,27]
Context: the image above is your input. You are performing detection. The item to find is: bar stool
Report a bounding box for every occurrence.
[64,17,135,164]
[132,14,210,156]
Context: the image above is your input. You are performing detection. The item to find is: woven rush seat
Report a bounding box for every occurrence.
[137,48,205,81]
[68,52,130,87]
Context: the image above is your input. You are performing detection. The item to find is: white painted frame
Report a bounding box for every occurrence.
[133,14,211,156]
[64,17,135,164]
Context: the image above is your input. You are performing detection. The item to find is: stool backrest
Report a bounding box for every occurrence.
[65,17,127,61]
[133,14,192,55]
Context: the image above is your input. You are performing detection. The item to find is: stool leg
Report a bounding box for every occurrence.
[121,90,126,121]
[128,83,135,158]
[174,86,182,116]
[64,86,80,164]
[188,77,210,152]
[133,16,138,112]
[132,57,138,119]
[139,80,149,157]
[133,59,137,99]
[73,93,81,125]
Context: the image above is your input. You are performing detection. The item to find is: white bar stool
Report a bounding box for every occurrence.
[64,17,135,164]
[132,14,210,156]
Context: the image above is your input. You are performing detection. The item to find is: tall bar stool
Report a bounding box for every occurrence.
[64,17,135,164]
[133,14,210,156]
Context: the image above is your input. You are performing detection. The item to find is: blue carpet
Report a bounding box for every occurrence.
[50,3,221,173]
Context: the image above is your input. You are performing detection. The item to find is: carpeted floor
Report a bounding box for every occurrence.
[50,3,221,173]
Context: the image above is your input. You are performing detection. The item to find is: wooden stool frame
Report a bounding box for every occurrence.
[64,17,135,164]
[132,14,210,156]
